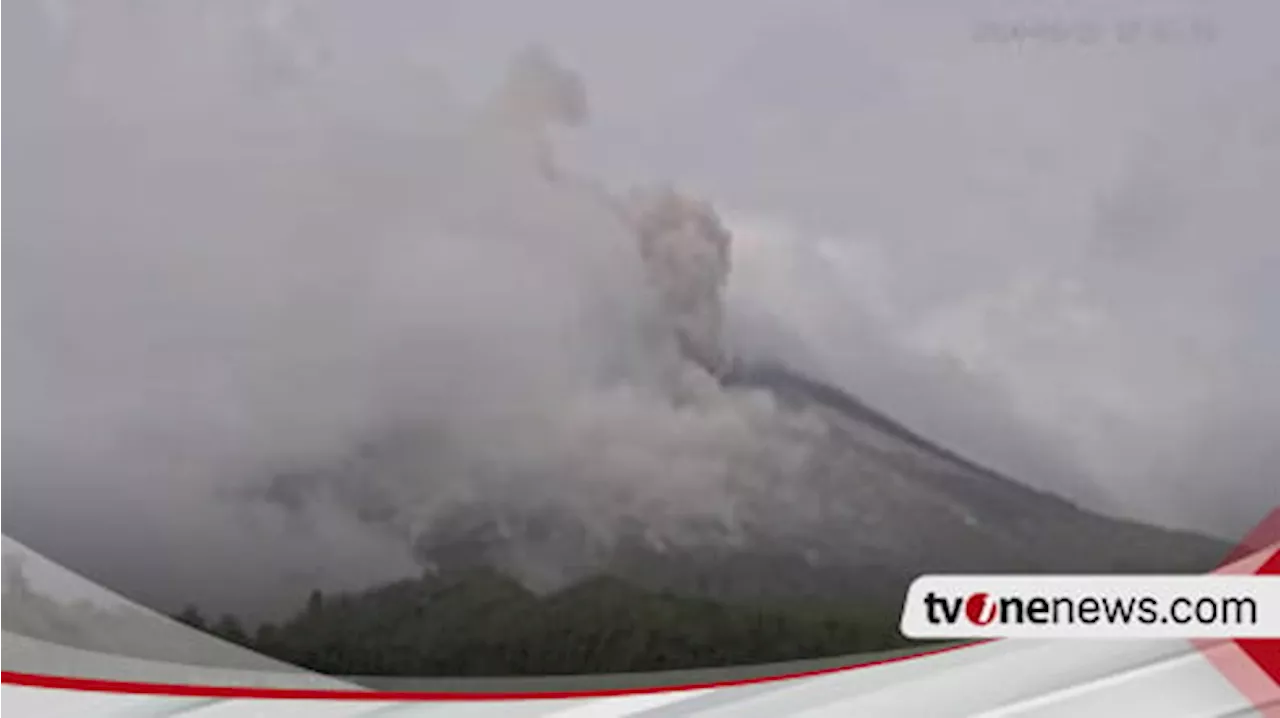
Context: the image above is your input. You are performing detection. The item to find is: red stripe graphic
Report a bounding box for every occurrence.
[1195,508,1280,717]
[1,642,984,701]
[5,509,1275,703]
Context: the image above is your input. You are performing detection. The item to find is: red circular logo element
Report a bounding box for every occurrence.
[965,592,996,625]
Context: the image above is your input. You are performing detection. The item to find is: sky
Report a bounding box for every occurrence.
[4,0,1278,615]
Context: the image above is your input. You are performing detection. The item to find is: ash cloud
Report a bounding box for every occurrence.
[3,0,815,617]
[5,0,1275,618]
[626,188,735,377]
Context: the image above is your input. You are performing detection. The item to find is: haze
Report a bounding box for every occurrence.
[4,0,1277,617]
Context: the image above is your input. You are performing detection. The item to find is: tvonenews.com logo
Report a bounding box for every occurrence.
[923,591,1257,627]
[900,576,1280,639]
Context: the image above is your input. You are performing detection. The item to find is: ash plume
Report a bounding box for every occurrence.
[238,52,804,591]
[476,44,589,180]
[3,2,801,616]
[625,187,735,377]
[6,0,1265,622]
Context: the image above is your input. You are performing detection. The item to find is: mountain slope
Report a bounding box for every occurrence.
[402,361,1229,609]
[220,364,1231,675]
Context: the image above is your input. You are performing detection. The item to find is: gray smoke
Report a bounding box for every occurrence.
[5,0,1275,618]
[626,188,735,377]
[3,0,810,617]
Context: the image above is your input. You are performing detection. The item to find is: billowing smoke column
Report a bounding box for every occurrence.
[264,51,781,592]
[9,2,1270,624]
[490,44,588,130]
[480,44,736,377]
[625,188,734,377]
[479,44,589,181]
[6,1,802,614]
[360,50,775,587]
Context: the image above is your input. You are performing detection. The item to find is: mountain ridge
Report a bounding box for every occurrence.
[399,360,1230,608]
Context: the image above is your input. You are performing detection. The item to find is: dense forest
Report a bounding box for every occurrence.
[174,570,913,676]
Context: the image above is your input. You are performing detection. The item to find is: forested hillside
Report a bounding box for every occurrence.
[176,570,911,676]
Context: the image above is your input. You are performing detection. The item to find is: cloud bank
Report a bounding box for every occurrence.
[5,0,1276,616]
[4,0,823,616]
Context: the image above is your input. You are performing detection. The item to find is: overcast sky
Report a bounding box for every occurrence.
[4,0,1278,614]
[424,0,1280,534]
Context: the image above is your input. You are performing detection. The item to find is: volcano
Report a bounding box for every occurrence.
[369,359,1229,610]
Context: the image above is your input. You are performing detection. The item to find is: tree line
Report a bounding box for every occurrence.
[174,569,913,676]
